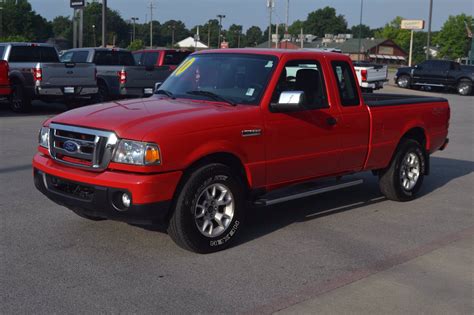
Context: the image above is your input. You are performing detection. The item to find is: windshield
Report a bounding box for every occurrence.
[158,53,278,105]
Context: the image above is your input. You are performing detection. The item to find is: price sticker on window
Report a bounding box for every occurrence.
[174,57,196,76]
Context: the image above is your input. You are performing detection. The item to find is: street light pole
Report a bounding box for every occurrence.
[168,24,176,47]
[426,0,433,60]
[357,0,364,61]
[267,0,274,48]
[131,17,139,42]
[217,14,226,48]
[102,0,107,47]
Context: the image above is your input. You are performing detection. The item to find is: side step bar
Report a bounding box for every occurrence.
[254,179,364,207]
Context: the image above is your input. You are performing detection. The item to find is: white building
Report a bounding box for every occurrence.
[176,37,208,49]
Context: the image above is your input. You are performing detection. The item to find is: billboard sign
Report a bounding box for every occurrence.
[401,20,425,30]
[70,0,85,8]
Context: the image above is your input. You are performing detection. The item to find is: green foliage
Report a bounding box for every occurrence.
[245,26,263,47]
[350,24,374,39]
[160,20,190,47]
[304,6,348,37]
[226,24,244,48]
[288,20,304,37]
[190,19,220,48]
[434,14,473,59]
[127,39,144,51]
[51,16,72,45]
[1,0,52,41]
[0,35,29,42]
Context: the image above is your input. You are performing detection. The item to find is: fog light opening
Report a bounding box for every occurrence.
[121,193,131,208]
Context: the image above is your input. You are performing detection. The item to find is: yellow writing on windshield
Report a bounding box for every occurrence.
[175,57,196,76]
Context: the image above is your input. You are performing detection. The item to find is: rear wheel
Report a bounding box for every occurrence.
[397,75,411,89]
[379,139,426,201]
[167,163,246,253]
[457,79,472,96]
[10,80,32,112]
[91,82,109,104]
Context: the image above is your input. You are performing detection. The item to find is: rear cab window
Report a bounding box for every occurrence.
[331,61,360,106]
[93,50,135,66]
[8,46,59,63]
[163,51,191,66]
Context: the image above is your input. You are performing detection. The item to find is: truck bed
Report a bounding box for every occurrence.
[363,93,447,107]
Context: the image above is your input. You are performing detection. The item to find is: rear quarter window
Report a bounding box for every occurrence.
[331,61,360,106]
[164,51,191,66]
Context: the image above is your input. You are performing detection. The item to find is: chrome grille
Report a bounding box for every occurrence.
[49,123,118,171]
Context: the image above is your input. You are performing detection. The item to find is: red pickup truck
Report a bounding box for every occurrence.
[0,60,11,101]
[33,49,450,253]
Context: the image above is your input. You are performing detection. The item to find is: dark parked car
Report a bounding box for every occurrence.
[395,60,474,96]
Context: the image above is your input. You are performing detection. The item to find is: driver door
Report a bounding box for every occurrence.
[263,57,342,187]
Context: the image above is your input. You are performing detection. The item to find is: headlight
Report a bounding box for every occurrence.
[38,127,50,148]
[112,140,161,165]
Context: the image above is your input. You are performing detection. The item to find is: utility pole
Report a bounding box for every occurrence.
[73,9,78,48]
[426,0,433,60]
[131,17,139,42]
[102,0,107,47]
[149,1,155,48]
[275,23,279,48]
[217,14,226,48]
[168,24,176,47]
[357,0,364,61]
[79,8,83,48]
[267,0,274,48]
[300,27,303,49]
[285,0,289,34]
[207,22,211,48]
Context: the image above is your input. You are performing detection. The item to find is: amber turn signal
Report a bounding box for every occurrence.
[145,145,161,165]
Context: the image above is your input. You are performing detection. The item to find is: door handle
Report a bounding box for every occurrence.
[326,117,337,126]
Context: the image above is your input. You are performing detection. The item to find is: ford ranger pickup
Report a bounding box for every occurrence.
[33,49,450,253]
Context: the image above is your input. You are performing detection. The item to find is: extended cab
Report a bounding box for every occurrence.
[395,59,474,96]
[61,48,171,102]
[33,50,450,253]
[1,43,98,112]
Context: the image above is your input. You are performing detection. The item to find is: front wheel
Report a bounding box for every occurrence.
[167,163,246,253]
[457,79,472,96]
[397,75,411,89]
[379,139,426,201]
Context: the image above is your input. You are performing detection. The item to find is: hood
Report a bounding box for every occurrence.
[49,96,244,141]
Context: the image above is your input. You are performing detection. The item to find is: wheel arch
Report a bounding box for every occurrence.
[397,126,430,175]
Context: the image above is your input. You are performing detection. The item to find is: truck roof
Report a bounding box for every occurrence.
[0,42,55,47]
[194,48,346,59]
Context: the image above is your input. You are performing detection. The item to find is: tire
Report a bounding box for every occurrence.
[72,209,107,221]
[167,163,246,253]
[379,139,426,202]
[397,75,411,89]
[10,80,32,113]
[457,79,472,96]
[91,81,109,104]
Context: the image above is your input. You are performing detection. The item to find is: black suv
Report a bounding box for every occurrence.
[395,60,474,96]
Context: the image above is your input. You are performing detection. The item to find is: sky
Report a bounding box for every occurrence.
[30,0,474,31]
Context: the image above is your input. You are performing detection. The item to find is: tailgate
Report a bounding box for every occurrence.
[123,66,172,89]
[40,63,96,87]
[366,66,388,82]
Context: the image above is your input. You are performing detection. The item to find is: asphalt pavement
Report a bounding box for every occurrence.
[0,84,472,314]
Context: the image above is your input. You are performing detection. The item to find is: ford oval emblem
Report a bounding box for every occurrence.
[63,140,79,153]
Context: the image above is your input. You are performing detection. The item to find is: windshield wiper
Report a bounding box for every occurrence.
[186,90,236,106]
[155,89,175,99]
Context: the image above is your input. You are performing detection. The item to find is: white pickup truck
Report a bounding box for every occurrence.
[353,62,388,93]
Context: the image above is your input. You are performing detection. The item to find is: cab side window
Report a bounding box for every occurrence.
[272,60,328,109]
[331,61,360,106]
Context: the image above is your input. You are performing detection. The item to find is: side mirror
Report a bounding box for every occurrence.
[271,91,306,112]
[154,82,163,93]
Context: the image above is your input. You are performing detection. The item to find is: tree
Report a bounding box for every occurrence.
[1,0,52,41]
[304,7,348,37]
[160,20,189,47]
[350,24,374,39]
[288,20,304,37]
[81,1,129,47]
[127,39,144,51]
[434,14,473,59]
[227,24,244,48]
[263,24,286,43]
[52,16,72,44]
[190,19,219,48]
[245,26,263,47]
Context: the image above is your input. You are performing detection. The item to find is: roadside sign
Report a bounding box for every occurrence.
[220,41,229,49]
[70,0,85,8]
[401,20,425,30]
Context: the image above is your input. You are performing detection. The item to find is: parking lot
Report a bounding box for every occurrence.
[0,84,472,313]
